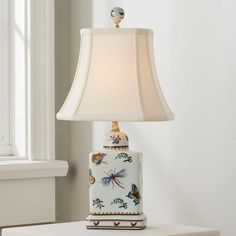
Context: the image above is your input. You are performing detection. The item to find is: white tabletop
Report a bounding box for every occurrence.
[2,221,220,236]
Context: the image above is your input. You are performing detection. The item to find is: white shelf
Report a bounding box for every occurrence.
[2,221,220,236]
[0,160,68,180]
[0,160,68,227]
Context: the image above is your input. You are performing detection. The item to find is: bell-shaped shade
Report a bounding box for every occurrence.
[57,28,174,121]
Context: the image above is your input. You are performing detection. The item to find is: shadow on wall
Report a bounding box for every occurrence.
[55,0,93,222]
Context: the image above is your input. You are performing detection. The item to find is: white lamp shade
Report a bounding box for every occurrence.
[57,28,174,121]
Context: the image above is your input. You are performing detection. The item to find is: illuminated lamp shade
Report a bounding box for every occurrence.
[56,28,174,122]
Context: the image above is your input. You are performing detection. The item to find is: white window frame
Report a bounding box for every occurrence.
[0,0,12,156]
[0,0,56,160]
[29,0,55,161]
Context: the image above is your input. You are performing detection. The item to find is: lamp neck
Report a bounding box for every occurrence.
[103,121,129,150]
[111,121,120,132]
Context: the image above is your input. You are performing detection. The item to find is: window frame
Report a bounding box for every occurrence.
[0,0,55,161]
[0,0,12,156]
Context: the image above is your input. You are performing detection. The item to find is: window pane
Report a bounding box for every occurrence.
[0,0,10,148]
[14,0,26,156]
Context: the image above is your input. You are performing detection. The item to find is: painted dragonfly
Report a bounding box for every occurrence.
[101,168,127,189]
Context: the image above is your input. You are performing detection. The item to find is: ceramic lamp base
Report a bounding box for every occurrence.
[87,122,146,230]
[86,214,147,230]
[87,149,146,230]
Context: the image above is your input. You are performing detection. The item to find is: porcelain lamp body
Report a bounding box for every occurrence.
[87,149,146,229]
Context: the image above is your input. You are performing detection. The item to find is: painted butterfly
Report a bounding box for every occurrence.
[127,184,141,205]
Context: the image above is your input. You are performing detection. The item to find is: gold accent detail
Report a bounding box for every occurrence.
[89,175,95,185]
[111,121,120,132]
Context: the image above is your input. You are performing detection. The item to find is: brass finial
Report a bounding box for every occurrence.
[111,121,120,132]
[111,7,125,28]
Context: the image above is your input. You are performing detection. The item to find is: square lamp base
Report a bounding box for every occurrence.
[87,148,146,230]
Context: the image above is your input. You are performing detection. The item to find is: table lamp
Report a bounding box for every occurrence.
[57,7,174,230]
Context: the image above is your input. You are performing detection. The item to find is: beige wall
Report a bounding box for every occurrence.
[55,0,93,222]
[55,0,70,222]
[55,1,236,236]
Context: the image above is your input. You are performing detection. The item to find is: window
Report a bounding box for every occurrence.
[0,0,28,157]
[12,0,28,157]
[0,0,12,156]
[0,0,55,160]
